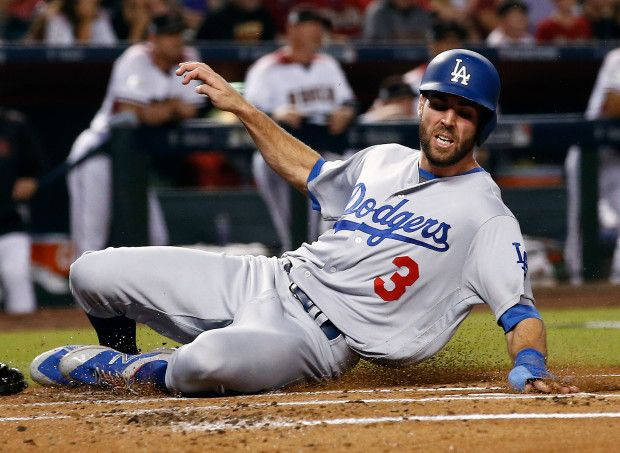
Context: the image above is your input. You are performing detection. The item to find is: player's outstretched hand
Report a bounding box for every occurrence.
[176,62,249,115]
[508,349,579,394]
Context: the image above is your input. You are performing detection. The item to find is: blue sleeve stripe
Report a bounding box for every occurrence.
[498,304,542,333]
[307,158,325,212]
[307,158,325,183]
[308,191,321,212]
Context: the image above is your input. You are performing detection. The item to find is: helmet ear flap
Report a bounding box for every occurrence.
[477,111,497,145]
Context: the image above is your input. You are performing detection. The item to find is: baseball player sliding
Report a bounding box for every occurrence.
[31,49,578,395]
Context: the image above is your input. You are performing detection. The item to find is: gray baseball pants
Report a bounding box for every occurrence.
[69,247,358,394]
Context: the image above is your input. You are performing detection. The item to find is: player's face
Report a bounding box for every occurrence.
[418,92,479,167]
[288,21,324,53]
[152,33,184,64]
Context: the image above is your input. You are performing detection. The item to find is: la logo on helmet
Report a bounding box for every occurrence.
[450,59,470,86]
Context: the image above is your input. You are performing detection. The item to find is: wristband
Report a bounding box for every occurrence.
[507,348,551,391]
[498,304,542,333]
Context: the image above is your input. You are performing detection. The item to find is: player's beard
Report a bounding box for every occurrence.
[419,124,476,168]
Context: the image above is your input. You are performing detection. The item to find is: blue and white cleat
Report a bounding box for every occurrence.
[59,345,174,389]
[30,345,84,386]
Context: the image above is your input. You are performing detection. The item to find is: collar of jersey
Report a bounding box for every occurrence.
[418,166,485,181]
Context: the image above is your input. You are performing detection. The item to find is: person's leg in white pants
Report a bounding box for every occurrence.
[69,247,357,394]
[599,149,620,283]
[68,132,169,259]
[564,146,583,285]
[0,232,36,314]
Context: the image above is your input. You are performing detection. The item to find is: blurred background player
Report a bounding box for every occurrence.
[66,12,204,259]
[564,47,620,285]
[0,107,44,314]
[486,0,534,47]
[245,5,355,252]
[359,74,416,123]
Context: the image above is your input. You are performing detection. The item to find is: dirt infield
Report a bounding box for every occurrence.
[1,379,619,452]
[1,283,618,451]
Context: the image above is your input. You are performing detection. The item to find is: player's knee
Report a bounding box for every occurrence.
[168,334,244,394]
[69,248,119,297]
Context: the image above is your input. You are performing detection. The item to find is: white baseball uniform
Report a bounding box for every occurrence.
[70,145,534,393]
[564,47,620,284]
[67,43,204,258]
[245,47,355,251]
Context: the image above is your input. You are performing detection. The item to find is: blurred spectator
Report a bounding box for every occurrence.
[403,20,467,109]
[195,0,276,41]
[486,0,534,47]
[66,12,205,258]
[359,74,416,122]
[583,0,620,41]
[521,0,553,33]
[466,0,500,39]
[314,0,373,40]
[110,0,160,43]
[263,0,372,39]
[429,0,467,23]
[363,0,434,42]
[27,0,117,45]
[535,0,591,44]
[565,47,620,285]
[0,107,45,314]
[1,0,44,41]
[245,5,355,251]
[180,0,208,38]
[261,0,294,34]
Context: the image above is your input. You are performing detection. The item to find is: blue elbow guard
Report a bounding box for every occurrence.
[508,348,551,391]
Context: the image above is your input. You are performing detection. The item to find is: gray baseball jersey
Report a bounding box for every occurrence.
[285,144,534,364]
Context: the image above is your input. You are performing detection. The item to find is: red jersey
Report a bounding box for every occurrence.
[536,16,592,43]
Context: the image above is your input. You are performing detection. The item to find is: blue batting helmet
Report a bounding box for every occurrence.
[419,49,500,145]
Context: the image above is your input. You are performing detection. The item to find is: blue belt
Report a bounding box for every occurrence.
[283,261,342,341]
[289,283,342,340]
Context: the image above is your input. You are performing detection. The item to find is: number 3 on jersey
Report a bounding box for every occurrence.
[374,256,419,301]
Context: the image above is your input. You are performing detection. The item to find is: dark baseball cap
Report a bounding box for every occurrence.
[287,6,332,30]
[378,75,415,101]
[150,13,187,35]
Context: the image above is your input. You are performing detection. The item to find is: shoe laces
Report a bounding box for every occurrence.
[94,367,130,390]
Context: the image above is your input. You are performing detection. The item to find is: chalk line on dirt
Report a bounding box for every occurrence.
[2,392,618,423]
[174,412,620,432]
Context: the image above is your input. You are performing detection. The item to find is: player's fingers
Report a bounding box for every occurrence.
[176,61,200,75]
[194,83,213,97]
[530,379,552,393]
[182,67,211,85]
[551,382,580,394]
